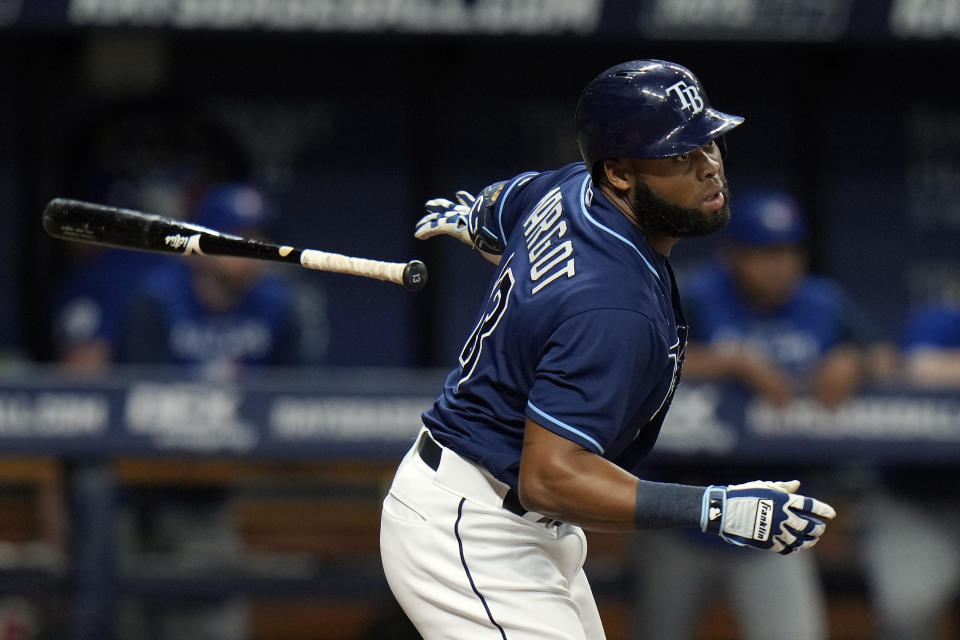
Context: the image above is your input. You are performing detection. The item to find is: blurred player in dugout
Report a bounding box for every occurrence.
[118,183,328,373]
[51,183,329,640]
[53,182,329,374]
[858,300,960,640]
[632,188,884,640]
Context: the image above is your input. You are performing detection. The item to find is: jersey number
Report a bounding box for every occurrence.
[458,257,516,388]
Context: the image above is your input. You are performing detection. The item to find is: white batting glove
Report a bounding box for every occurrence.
[415,190,502,264]
[701,480,836,555]
[416,191,476,245]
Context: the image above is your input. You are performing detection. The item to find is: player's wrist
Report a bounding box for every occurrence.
[632,479,705,530]
[700,485,726,535]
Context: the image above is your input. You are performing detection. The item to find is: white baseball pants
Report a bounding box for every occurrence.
[380,428,606,640]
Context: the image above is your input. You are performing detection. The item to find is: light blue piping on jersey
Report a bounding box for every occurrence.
[578,176,661,282]
[496,172,539,246]
[527,401,604,454]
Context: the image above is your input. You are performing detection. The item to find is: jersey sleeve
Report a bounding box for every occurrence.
[471,171,540,251]
[525,308,673,456]
[901,306,960,351]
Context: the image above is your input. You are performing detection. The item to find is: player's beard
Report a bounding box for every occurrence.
[630,181,731,238]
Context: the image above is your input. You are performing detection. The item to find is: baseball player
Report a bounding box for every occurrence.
[858,303,960,638]
[379,59,837,640]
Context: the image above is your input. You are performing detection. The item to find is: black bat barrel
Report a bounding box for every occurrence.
[42,198,303,264]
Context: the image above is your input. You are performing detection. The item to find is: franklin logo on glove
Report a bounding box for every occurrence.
[754,499,774,541]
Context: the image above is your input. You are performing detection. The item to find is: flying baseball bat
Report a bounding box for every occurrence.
[42,198,427,291]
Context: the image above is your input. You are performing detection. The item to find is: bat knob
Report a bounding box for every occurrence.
[402,260,428,291]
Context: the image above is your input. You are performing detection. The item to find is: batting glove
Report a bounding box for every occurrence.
[701,480,836,555]
[415,189,503,264]
[416,191,474,244]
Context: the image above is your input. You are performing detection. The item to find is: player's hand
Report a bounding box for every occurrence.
[415,191,500,264]
[701,480,836,554]
[416,191,473,244]
[812,347,863,410]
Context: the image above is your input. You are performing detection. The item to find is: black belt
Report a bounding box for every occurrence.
[417,433,530,519]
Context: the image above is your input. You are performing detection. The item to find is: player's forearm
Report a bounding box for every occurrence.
[681,344,753,379]
[518,448,704,532]
[907,351,960,386]
[519,447,640,531]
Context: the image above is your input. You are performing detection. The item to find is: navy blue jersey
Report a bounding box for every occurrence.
[423,163,687,491]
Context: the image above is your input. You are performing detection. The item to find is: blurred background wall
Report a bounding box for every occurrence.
[0,0,955,368]
[1,1,959,639]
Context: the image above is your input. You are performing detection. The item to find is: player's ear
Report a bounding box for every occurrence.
[600,158,634,192]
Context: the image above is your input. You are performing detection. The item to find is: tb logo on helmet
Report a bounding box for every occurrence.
[666,81,705,115]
